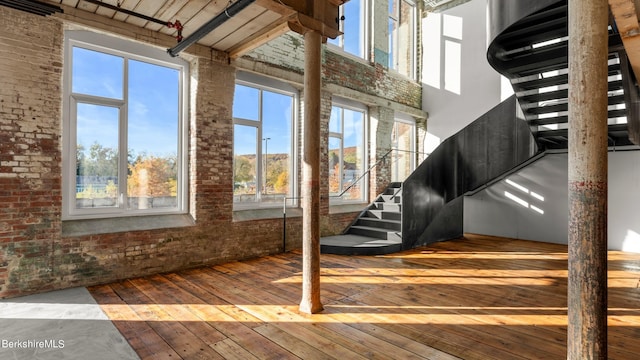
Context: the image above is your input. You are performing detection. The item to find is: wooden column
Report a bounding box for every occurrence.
[299,29,323,314]
[567,0,609,358]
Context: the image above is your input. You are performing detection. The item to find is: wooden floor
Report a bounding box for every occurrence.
[89,234,640,360]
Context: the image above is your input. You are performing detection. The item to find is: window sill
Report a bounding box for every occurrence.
[326,46,371,66]
[233,207,302,222]
[62,214,195,237]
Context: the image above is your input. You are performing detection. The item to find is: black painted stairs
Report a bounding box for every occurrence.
[320,182,403,255]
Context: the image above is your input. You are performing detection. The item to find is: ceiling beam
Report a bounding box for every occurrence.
[609,0,640,79]
[228,20,292,59]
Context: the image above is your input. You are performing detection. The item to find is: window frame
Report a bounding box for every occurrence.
[329,97,369,204]
[388,0,417,79]
[391,113,417,182]
[232,72,298,210]
[62,30,189,220]
[328,0,370,60]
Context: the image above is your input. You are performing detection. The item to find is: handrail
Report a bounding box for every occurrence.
[331,148,429,198]
[332,148,394,198]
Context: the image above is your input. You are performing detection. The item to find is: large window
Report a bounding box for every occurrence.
[62,31,188,219]
[329,100,367,202]
[389,0,416,78]
[233,74,296,208]
[328,0,367,59]
[391,115,416,182]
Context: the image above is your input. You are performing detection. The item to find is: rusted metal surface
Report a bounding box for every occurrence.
[567,0,609,358]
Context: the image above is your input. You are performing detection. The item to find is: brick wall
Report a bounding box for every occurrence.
[0,3,424,298]
[246,33,422,109]
[0,7,63,298]
[0,7,363,299]
[323,51,422,108]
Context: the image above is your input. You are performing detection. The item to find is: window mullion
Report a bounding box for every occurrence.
[120,58,129,210]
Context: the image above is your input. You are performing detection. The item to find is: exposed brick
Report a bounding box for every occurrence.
[0,3,422,299]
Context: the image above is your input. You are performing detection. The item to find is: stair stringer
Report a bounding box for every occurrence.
[402,95,538,250]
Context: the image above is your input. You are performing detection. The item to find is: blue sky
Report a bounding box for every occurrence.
[233,84,292,155]
[74,46,294,159]
[328,0,363,57]
[73,47,179,159]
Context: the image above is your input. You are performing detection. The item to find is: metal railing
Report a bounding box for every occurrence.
[331,148,429,199]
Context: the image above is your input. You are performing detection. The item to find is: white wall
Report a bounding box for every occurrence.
[422,0,509,153]
[609,150,640,252]
[464,151,640,252]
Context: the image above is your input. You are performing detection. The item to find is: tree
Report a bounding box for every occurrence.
[128,155,176,197]
[274,170,289,194]
[234,155,255,184]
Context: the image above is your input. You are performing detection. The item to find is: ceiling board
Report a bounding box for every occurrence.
[213,10,282,51]
[111,0,141,22]
[143,0,191,32]
[122,0,163,27]
[42,0,341,57]
[200,4,268,47]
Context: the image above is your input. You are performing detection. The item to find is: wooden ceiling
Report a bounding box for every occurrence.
[41,0,342,58]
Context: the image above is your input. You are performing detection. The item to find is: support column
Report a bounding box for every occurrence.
[299,29,323,314]
[567,0,609,359]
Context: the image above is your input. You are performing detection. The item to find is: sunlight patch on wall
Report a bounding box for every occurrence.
[424,132,441,154]
[442,14,462,39]
[444,40,461,94]
[622,230,640,253]
[443,14,462,95]
[423,13,441,89]
[500,75,513,101]
[504,178,545,215]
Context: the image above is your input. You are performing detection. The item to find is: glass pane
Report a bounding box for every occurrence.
[343,0,364,57]
[392,121,414,182]
[389,0,395,14]
[398,0,415,77]
[75,103,119,209]
[328,137,342,196]
[262,91,292,203]
[72,47,123,99]
[233,84,260,121]
[234,124,258,203]
[343,109,364,200]
[329,106,342,133]
[328,35,341,48]
[127,60,180,210]
[389,18,397,70]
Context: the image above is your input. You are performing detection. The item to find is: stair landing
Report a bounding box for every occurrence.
[320,234,402,255]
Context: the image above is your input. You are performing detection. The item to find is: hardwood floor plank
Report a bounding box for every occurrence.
[253,323,341,360]
[110,280,226,360]
[89,236,640,360]
[210,338,260,360]
[90,283,184,360]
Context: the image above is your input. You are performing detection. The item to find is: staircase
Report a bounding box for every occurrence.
[322,0,640,256]
[487,0,634,150]
[320,183,403,255]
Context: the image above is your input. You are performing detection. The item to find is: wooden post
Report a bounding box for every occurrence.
[567,0,609,358]
[299,29,323,314]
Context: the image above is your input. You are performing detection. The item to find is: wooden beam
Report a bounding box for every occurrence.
[228,17,294,59]
[609,0,640,78]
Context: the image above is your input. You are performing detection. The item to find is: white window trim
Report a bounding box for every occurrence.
[389,0,418,80]
[329,97,369,204]
[391,112,417,182]
[62,30,189,220]
[232,72,299,210]
[327,0,370,61]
